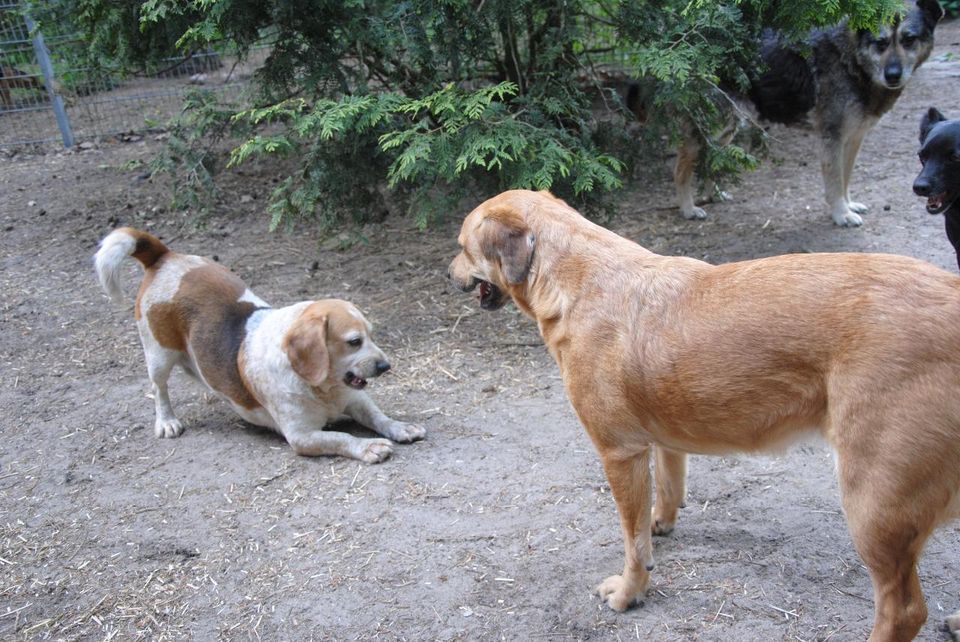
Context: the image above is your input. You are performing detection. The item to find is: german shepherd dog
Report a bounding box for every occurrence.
[913,107,960,269]
[0,64,42,109]
[634,1,943,225]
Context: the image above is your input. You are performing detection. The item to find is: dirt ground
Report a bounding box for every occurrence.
[3,21,960,642]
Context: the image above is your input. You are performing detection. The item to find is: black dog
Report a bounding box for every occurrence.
[913,107,960,269]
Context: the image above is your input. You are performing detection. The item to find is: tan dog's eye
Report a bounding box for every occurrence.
[348,337,363,347]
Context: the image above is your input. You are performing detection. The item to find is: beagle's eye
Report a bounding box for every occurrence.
[348,337,363,347]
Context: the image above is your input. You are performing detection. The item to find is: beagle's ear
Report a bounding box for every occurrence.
[283,309,330,385]
[481,209,536,285]
[920,107,946,143]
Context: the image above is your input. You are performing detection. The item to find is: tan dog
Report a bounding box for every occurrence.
[95,227,425,462]
[448,190,960,642]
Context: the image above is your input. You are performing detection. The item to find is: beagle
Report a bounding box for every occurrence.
[94,227,425,462]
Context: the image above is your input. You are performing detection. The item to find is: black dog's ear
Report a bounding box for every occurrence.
[920,107,947,143]
[916,0,944,28]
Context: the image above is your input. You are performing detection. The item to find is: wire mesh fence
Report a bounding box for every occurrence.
[0,1,258,150]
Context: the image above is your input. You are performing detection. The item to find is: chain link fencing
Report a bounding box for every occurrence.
[0,1,258,150]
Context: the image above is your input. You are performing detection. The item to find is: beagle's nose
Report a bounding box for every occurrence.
[375,360,391,375]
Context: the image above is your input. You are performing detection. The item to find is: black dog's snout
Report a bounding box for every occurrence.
[375,360,391,375]
[913,176,933,196]
[884,63,903,85]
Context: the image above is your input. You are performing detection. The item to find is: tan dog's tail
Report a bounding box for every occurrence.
[94,227,169,303]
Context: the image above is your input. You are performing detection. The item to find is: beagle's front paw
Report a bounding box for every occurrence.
[356,438,394,464]
[381,421,426,443]
[945,611,960,641]
[155,417,184,439]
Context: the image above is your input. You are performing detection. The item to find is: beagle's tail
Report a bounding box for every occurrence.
[94,227,170,303]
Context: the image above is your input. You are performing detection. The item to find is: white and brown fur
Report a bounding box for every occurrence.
[449,190,960,641]
[94,227,425,463]
[632,0,943,226]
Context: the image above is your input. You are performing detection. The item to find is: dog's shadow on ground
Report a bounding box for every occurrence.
[229,417,383,446]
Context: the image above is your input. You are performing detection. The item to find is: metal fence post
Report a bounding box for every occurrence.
[23,12,74,148]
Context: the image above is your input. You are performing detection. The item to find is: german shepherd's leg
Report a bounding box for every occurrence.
[0,83,11,110]
[837,452,934,641]
[675,134,707,220]
[595,445,654,611]
[652,445,687,536]
[842,123,872,215]
[822,133,863,226]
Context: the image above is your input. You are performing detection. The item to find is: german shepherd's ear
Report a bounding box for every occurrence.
[920,107,947,143]
[283,306,330,385]
[916,0,944,29]
[481,208,536,285]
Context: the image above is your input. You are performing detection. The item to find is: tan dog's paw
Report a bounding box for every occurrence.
[945,611,960,641]
[651,515,676,536]
[357,438,393,464]
[155,418,184,439]
[595,574,644,612]
[383,421,426,443]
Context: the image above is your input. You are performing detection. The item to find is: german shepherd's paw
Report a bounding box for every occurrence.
[682,205,708,220]
[832,207,864,227]
[847,200,868,214]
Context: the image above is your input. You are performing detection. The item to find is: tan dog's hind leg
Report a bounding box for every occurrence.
[596,446,655,611]
[837,455,932,641]
[652,446,687,536]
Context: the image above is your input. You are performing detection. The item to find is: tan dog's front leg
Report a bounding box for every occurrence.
[345,393,426,443]
[652,446,687,536]
[596,446,654,611]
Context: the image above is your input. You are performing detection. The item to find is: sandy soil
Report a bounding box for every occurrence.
[2,20,960,642]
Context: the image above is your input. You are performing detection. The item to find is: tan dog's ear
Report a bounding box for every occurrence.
[481,209,536,285]
[283,309,330,385]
